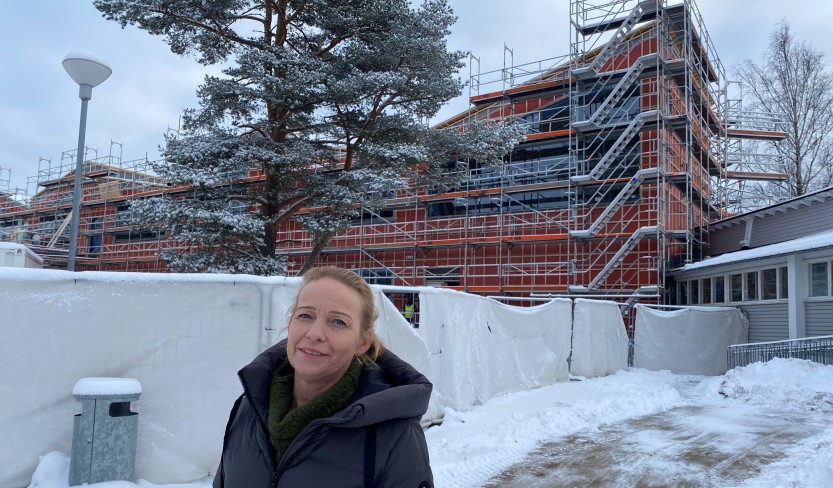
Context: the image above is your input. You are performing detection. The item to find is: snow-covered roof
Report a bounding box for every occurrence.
[0,242,44,264]
[677,229,833,272]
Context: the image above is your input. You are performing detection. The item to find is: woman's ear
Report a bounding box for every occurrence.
[357,335,371,356]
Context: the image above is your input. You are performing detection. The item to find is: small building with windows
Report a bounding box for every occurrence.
[671,187,833,343]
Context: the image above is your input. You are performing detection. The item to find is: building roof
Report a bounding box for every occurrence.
[0,242,44,264]
[678,228,833,272]
[710,186,833,230]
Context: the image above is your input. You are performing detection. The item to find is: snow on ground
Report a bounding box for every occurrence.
[24,359,833,488]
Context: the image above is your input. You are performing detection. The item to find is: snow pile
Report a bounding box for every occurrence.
[426,368,684,488]
[709,359,833,488]
[698,357,833,412]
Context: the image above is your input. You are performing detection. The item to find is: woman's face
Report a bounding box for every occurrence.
[287,278,371,389]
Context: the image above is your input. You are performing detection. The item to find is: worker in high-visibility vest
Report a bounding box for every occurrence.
[403,296,416,325]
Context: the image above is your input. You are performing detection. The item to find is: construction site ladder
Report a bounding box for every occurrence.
[46,210,73,248]
[572,1,657,80]
[573,55,658,130]
[620,285,660,312]
[570,168,658,238]
[588,225,658,289]
[572,110,658,183]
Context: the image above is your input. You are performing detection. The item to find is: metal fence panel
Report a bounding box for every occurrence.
[727,336,833,369]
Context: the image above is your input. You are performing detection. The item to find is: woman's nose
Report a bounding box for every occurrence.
[305,319,327,341]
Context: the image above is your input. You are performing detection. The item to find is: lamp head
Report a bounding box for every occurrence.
[63,52,112,100]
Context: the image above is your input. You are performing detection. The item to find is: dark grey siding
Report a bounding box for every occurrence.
[806,301,833,336]
[709,198,833,256]
[709,225,746,256]
[740,303,789,342]
[750,200,833,248]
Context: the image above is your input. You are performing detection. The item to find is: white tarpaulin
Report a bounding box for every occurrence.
[633,305,749,376]
[417,290,572,411]
[570,298,629,377]
[2,268,620,487]
[0,269,430,488]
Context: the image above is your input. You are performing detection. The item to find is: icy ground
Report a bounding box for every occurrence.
[26,358,833,488]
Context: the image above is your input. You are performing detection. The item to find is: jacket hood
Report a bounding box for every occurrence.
[238,339,432,428]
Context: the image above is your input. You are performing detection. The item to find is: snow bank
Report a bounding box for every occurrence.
[633,305,748,375]
[697,357,833,412]
[701,358,833,488]
[426,368,685,487]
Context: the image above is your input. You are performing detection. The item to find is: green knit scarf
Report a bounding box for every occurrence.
[267,358,363,464]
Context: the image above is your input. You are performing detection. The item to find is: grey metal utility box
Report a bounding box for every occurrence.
[69,378,142,486]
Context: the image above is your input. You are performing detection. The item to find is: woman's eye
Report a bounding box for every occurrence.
[296,312,312,320]
[332,319,347,328]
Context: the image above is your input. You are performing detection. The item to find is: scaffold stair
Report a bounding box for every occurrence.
[573,56,657,129]
[570,168,658,238]
[621,285,660,312]
[588,225,658,289]
[572,1,657,79]
[46,210,72,248]
[572,110,657,183]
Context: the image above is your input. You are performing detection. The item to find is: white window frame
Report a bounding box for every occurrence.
[808,259,832,298]
[682,265,790,306]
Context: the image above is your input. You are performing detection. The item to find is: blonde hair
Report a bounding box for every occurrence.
[289,266,384,362]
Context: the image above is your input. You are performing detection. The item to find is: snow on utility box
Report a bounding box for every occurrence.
[69,378,142,486]
[0,242,43,268]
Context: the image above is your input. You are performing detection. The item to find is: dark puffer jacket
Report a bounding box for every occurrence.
[213,340,434,488]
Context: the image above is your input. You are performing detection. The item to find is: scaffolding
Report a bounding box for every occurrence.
[289,0,785,306]
[0,0,786,310]
[0,145,173,270]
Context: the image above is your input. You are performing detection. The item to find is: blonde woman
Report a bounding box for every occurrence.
[214,267,433,488]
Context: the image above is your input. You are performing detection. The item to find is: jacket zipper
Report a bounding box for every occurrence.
[237,374,281,486]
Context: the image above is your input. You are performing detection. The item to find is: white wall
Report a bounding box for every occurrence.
[633,305,749,375]
[570,298,629,377]
[417,290,573,411]
[1,269,584,487]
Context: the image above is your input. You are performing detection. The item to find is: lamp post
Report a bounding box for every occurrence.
[62,52,111,271]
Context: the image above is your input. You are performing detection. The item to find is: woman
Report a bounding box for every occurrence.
[214,266,434,488]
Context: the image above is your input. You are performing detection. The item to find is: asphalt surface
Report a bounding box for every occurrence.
[484,403,830,487]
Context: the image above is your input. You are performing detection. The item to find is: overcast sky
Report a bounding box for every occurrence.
[2,1,833,190]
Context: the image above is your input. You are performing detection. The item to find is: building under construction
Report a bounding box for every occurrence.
[0,0,786,309]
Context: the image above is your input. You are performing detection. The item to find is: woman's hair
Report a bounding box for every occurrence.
[289,266,384,362]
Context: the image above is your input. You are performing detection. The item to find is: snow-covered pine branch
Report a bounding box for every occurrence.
[96,0,522,275]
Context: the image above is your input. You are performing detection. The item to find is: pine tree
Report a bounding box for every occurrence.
[96,0,522,275]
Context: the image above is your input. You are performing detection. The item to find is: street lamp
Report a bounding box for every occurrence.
[62,52,111,271]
